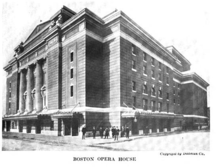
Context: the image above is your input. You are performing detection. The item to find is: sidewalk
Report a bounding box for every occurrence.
[2,130,209,146]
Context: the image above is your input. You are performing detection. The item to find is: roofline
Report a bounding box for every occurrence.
[24,20,51,43]
[50,5,76,20]
[166,46,191,65]
[104,10,180,63]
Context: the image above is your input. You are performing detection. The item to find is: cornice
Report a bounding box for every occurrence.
[61,8,104,31]
[166,46,191,65]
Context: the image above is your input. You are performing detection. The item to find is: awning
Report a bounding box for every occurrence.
[183,115,208,119]
[3,114,38,120]
[121,110,176,119]
[37,109,58,115]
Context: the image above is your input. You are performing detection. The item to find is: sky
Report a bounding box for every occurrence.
[1,0,219,111]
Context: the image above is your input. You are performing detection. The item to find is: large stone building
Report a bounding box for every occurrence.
[2,6,209,137]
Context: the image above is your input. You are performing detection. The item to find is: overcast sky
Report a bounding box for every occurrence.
[1,0,219,109]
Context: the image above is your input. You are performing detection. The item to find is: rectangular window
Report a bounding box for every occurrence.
[158,102,162,112]
[132,60,136,70]
[70,52,74,62]
[70,85,74,97]
[173,90,175,95]
[143,84,148,94]
[151,100,156,112]
[167,77,169,85]
[167,93,169,100]
[9,82,11,88]
[143,52,147,61]
[143,65,147,75]
[159,73,162,81]
[131,45,136,55]
[9,91,11,98]
[158,89,162,98]
[133,96,136,107]
[159,62,162,70]
[70,68,74,79]
[8,102,11,109]
[152,70,155,78]
[174,99,176,104]
[167,103,169,112]
[151,57,155,66]
[143,99,148,110]
[132,81,136,91]
[166,66,169,74]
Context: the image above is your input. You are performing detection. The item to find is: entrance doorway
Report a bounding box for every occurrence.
[159,119,164,132]
[132,120,138,135]
[72,118,78,136]
[152,119,156,133]
[63,118,71,136]
[167,119,171,131]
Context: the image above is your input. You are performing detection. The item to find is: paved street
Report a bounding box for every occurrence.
[96,131,210,151]
[2,131,209,151]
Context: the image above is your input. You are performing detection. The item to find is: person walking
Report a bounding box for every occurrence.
[82,126,86,140]
[99,127,104,139]
[115,126,120,141]
[111,126,115,139]
[126,126,130,139]
[104,127,109,139]
[92,126,96,139]
[121,126,125,137]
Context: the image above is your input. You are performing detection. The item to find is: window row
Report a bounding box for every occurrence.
[132,61,170,84]
[132,81,174,100]
[131,44,170,73]
[133,97,170,112]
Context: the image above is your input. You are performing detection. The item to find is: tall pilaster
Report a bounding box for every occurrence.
[36,61,43,111]
[26,66,34,112]
[19,70,26,112]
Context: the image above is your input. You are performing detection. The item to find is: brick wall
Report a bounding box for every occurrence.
[120,37,175,112]
[6,72,19,115]
[181,83,194,114]
[86,36,103,107]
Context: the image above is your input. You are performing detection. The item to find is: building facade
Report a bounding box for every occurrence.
[2,6,209,137]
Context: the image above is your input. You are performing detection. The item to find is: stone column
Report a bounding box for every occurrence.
[26,66,34,112]
[19,70,26,112]
[36,61,43,111]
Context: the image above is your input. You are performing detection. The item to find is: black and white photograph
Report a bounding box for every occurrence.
[0,0,219,167]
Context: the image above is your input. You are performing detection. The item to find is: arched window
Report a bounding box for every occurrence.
[143,84,148,94]
[31,88,36,110]
[23,91,27,111]
[151,86,155,96]
[41,85,46,108]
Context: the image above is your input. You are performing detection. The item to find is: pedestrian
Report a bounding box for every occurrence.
[121,126,125,137]
[126,126,130,139]
[82,126,86,140]
[115,126,120,141]
[104,127,109,139]
[92,126,96,139]
[111,126,115,139]
[99,127,104,138]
